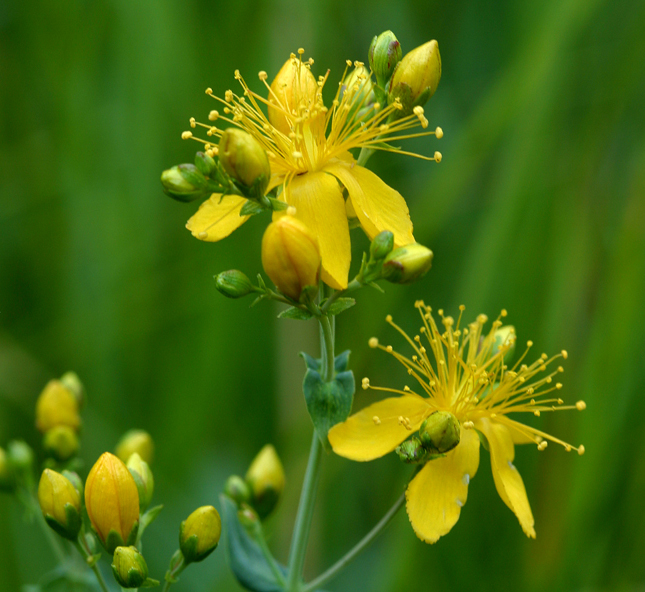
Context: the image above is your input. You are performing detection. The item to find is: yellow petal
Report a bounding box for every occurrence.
[282,171,350,289]
[186,194,249,242]
[405,426,480,543]
[329,394,430,461]
[324,161,415,247]
[476,418,536,538]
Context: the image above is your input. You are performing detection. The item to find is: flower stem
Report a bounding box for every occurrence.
[252,520,287,587]
[303,492,406,592]
[73,540,110,592]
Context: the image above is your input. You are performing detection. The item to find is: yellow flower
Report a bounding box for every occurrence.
[85,452,140,553]
[183,49,442,289]
[329,302,586,543]
[38,468,82,540]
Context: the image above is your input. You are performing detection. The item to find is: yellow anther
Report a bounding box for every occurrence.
[578,445,585,455]
[556,383,563,389]
[576,401,586,411]
[386,345,393,353]
[533,410,541,417]
[368,337,379,348]
[189,117,196,128]
[205,87,213,94]
[373,416,381,425]
[527,340,533,347]
[234,69,241,79]
[258,71,267,80]
[362,377,370,390]
[181,131,193,140]
[538,441,548,451]
[208,110,219,121]
[435,126,443,139]
[385,315,393,322]
[463,421,474,429]
[403,386,411,392]
[434,151,442,162]
[561,350,568,359]
[225,90,233,102]
[298,48,305,55]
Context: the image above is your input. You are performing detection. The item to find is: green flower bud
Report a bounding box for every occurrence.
[6,440,34,478]
[369,230,395,261]
[395,436,429,464]
[245,444,285,519]
[224,475,251,505]
[237,503,260,528]
[194,151,217,176]
[419,411,460,454]
[381,243,433,284]
[219,128,271,198]
[215,270,256,299]
[0,447,15,492]
[179,505,222,564]
[369,31,402,87]
[127,453,154,512]
[43,425,79,461]
[59,372,85,409]
[388,40,441,117]
[38,469,82,540]
[112,546,151,588]
[115,429,154,465]
[161,164,208,203]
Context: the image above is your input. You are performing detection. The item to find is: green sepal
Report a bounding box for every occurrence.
[476,428,490,452]
[267,197,289,211]
[86,552,102,567]
[180,533,216,564]
[278,307,314,321]
[301,352,321,371]
[326,297,355,317]
[43,503,82,541]
[367,281,385,293]
[141,504,164,531]
[194,151,216,176]
[142,577,160,588]
[105,529,126,555]
[334,350,351,373]
[302,366,355,451]
[220,495,286,592]
[164,550,183,584]
[240,200,266,217]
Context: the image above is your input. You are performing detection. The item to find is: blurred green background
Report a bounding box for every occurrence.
[2,0,644,590]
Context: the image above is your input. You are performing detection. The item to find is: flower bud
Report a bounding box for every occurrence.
[43,425,79,461]
[35,380,81,433]
[419,411,460,454]
[215,270,256,299]
[194,151,217,176]
[115,429,154,465]
[269,55,319,136]
[490,325,517,363]
[179,505,221,563]
[0,447,15,492]
[369,230,395,261]
[127,453,154,512]
[85,452,139,553]
[381,243,433,284]
[161,164,208,203]
[369,31,402,87]
[388,40,441,116]
[395,436,429,464]
[6,440,34,478]
[224,474,251,505]
[219,128,271,198]
[261,216,320,301]
[342,65,375,120]
[60,372,85,409]
[112,546,150,588]
[62,470,83,498]
[245,444,285,519]
[38,469,82,540]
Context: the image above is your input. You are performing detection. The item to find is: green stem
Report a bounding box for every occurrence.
[357,146,375,167]
[73,540,110,592]
[162,553,186,592]
[319,316,335,381]
[253,521,287,587]
[303,492,406,592]
[320,279,362,315]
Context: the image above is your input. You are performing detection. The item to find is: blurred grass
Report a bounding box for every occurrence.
[1,0,644,590]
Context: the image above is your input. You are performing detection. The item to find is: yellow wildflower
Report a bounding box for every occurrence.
[183,49,442,289]
[329,302,585,543]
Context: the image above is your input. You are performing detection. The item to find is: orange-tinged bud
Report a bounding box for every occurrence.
[115,429,154,465]
[268,55,319,136]
[261,215,320,301]
[389,40,441,116]
[38,469,82,540]
[85,452,139,554]
[35,379,81,433]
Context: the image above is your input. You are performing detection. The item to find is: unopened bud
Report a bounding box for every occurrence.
[43,425,79,461]
[369,31,402,87]
[245,444,285,519]
[419,411,460,454]
[369,230,395,261]
[62,470,83,498]
[38,469,82,540]
[60,372,85,409]
[261,215,320,301]
[215,270,256,299]
[269,55,319,136]
[219,128,271,198]
[36,380,81,434]
[6,440,34,477]
[395,437,429,464]
[112,546,152,588]
[115,429,154,465]
[194,151,217,176]
[381,243,433,284]
[388,40,441,116]
[85,452,139,553]
[224,475,251,505]
[341,65,375,121]
[161,164,208,203]
[180,505,221,564]
[127,453,154,512]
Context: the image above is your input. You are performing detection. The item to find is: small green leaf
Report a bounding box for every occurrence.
[367,281,385,293]
[303,368,355,451]
[327,297,356,316]
[300,352,321,371]
[278,306,314,320]
[141,577,161,587]
[220,495,286,592]
[334,350,351,373]
[240,200,266,216]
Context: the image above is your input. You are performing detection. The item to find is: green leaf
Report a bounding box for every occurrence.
[220,495,286,592]
[300,352,321,371]
[240,200,266,216]
[326,297,356,316]
[334,350,351,373]
[302,368,355,451]
[278,307,314,320]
